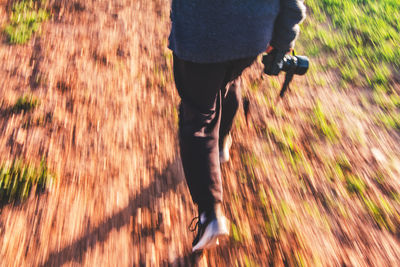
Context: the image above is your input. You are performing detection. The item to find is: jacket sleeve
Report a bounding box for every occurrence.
[270,0,306,51]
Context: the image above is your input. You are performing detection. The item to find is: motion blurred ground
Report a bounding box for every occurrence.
[1,0,400,266]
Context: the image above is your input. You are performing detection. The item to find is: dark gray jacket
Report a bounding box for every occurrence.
[169,0,306,63]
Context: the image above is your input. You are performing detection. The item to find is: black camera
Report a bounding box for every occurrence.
[278,54,309,75]
[262,52,309,97]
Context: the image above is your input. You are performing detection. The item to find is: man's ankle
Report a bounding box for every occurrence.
[198,202,223,219]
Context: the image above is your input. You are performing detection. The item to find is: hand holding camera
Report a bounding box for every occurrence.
[262,46,309,98]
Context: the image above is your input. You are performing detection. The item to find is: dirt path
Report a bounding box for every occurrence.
[1,0,400,266]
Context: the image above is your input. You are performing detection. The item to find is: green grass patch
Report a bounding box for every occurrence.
[264,123,305,172]
[301,0,399,98]
[373,90,400,111]
[243,255,259,267]
[240,152,260,169]
[299,0,400,133]
[4,0,49,44]
[328,156,400,233]
[230,222,241,242]
[377,111,400,131]
[0,158,53,204]
[345,174,366,195]
[311,101,340,142]
[12,95,39,114]
[361,195,399,233]
[260,188,291,242]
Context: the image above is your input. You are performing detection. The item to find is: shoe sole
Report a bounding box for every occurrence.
[192,217,229,252]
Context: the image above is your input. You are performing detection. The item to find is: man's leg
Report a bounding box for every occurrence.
[219,79,241,149]
[219,57,256,161]
[173,54,227,213]
[172,54,256,252]
[173,54,230,251]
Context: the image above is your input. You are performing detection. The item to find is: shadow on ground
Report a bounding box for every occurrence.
[39,158,185,267]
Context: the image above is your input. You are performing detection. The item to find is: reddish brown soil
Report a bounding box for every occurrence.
[1,1,400,266]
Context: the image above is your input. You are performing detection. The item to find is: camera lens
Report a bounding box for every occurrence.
[294,56,309,75]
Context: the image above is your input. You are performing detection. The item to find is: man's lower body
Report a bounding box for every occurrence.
[173,54,256,251]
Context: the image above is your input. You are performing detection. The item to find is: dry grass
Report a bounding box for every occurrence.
[1,0,400,266]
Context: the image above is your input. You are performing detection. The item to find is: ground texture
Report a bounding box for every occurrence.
[1,0,400,266]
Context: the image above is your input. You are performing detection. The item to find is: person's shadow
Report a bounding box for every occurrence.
[39,158,196,266]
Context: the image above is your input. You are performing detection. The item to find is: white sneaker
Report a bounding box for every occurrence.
[191,208,229,252]
[219,134,232,164]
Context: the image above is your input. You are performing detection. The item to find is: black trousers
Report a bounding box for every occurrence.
[173,54,256,213]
